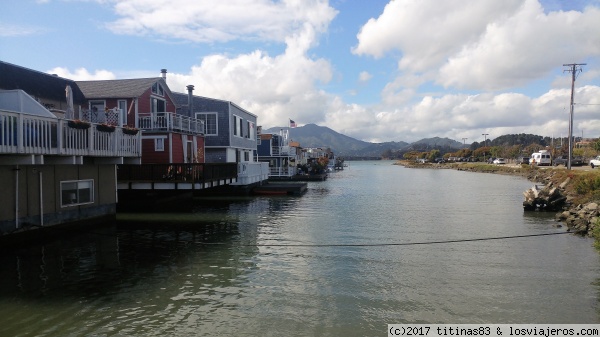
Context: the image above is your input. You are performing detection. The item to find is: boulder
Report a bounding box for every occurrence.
[522,184,566,212]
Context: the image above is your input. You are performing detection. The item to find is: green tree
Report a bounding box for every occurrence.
[593,139,600,152]
[427,149,440,161]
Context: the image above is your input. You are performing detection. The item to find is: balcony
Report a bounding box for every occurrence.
[138,112,204,135]
[0,109,141,165]
[271,145,296,156]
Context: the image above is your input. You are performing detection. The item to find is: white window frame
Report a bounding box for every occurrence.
[117,99,127,126]
[233,114,241,137]
[152,82,164,96]
[155,138,165,151]
[195,112,218,135]
[60,179,94,207]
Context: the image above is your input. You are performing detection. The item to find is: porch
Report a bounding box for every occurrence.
[116,163,238,190]
[138,112,204,135]
[0,109,141,165]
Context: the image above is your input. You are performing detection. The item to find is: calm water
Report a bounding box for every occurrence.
[1,161,600,336]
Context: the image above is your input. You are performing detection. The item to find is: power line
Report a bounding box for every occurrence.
[200,231,572,247]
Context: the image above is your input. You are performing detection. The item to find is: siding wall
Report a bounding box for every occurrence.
[0,164,117,234]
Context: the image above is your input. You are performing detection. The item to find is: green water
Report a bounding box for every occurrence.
[1,161,599,336]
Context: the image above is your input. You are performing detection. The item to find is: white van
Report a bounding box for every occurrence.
[530,150,551,166]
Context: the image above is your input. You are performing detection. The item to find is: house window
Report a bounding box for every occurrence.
[246,121,255,139]
[155,138,165,151]
[151,97,166,112]
[233,115,241,137]
[244,151,250,161]
[152,82,164,96]
[195,113,217,135]
[61,180,94,207]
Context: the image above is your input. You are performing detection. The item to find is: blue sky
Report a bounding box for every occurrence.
[1,0,600,143]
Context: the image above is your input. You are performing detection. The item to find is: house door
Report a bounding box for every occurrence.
[118,100,127,126]
[151,98,166,112]
[187,141,193,163]
[89,100,105,123]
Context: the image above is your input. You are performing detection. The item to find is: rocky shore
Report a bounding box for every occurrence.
[395,160,599,237]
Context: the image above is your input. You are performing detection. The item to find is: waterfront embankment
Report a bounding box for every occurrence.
[395,160,600,241]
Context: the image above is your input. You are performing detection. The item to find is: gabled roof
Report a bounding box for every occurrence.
[76,77,172,99]
[0,60,86,104]
[172,91,257,118]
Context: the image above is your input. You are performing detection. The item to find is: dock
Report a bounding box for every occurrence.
[252,182,307,196]
[270,173,328,182]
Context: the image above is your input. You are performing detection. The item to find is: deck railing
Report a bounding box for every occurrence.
[269,166,297,177]
[138,112,204,134]
[0,109,141,157]
[117,163,238,183]
[271,145,296,156]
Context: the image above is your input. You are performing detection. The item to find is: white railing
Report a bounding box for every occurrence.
[269,166,297,177]
[271,146,296,156]
[0,109,141,158]
[138,112,204,134]
[231,161,270,185]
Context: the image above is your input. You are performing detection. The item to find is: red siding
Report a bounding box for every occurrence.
[171,134,184,163]
[196,136,205,163]
[141,135,170,164]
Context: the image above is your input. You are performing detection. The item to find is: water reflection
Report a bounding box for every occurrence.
[1,163,600,336]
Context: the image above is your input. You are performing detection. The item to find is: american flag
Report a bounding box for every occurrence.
[289,119,297,128]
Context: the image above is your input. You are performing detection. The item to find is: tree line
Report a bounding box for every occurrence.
[381,133,600,162]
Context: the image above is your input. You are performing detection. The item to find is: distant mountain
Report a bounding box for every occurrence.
[262,125,556,158]
[263,124,410,157]
[405,137,464,150]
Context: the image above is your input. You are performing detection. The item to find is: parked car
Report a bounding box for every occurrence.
[572,156,584,166]
[553,156,568,166]
[493,158,506,164]
[590,156,600,169]
[554,156,585,166]
[516,156,530,165]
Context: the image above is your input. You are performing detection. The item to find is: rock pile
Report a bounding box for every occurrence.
[522,184,567,211]
[556,203,600,234]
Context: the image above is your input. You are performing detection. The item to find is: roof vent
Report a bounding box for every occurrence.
[161,69,167,79]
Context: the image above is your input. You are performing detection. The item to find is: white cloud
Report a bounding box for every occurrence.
[107,0,337,44]
[358,71,372,82]
[47,67,116,80]
[353,0,600,92]
[0,23,45,37]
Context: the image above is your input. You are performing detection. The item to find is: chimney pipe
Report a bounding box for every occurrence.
[161,69,167,79]
[187,85,194,114]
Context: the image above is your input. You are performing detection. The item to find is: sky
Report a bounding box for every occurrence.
[2,0,600,144]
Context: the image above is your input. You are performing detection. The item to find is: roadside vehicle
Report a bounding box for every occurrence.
[590,156,600,169]
[530,150,551,166]
[554,156,585,166]
[493,158,506,164]
[516,156,530,165]
[553,156,568,166]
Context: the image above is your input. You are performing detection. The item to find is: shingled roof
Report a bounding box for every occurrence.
[0,60,86,104]
[76,77,171,99]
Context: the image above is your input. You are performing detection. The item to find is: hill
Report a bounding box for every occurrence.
[262,125,558,158]
[263,124,437,157]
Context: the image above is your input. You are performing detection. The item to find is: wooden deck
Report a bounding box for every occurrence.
[252,182,307,196]
[269,173,328,181]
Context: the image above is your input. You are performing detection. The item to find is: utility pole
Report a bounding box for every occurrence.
[462,138,468,147]
[482,133,489,162]
[563,63,585,170]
